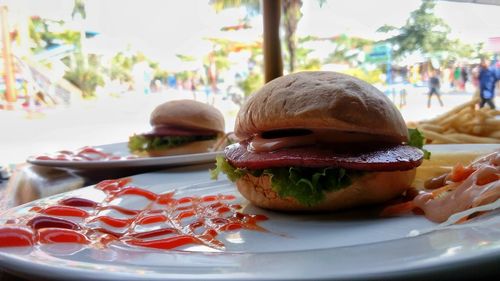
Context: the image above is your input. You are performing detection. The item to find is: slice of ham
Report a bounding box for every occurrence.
[225,142,423,171]
[142,125,218,137]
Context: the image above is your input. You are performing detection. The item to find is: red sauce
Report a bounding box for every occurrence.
[125,235,201,250]
[95,178,132,192]
[111,187,158,201]
[99,205,140,216]
[34,146,137,162]
[28,216,80,230]
[37,228,89,244]
[176,210,196,220]
[0,178,268,251]
[137,214,167,225]
[40,206,89,218]
[157,192,175,205]
[59,197,98,208]
[130,228,177,239]
[92,216,134,228]
[0,226,34,247]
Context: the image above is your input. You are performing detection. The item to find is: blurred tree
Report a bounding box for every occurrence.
[64,53,104,98]
[64,0,106,98]
[341,68,383,84]
[72,0,86,19]
[210,0,324,73]
[28,17,72,52]
[377,0,452,59]
[282,0,302,72]
[237,71,263,100]
[323,35,373,65]
[295,46,321,71]
[109,52,134,83]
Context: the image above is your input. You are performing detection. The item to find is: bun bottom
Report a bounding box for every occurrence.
[146,139,218,157]
[235,169,416,211]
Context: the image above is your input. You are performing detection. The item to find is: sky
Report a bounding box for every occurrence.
[5,0,500,66]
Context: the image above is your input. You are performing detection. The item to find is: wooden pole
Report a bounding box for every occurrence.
[263,0,283,83]
[1,5,17,104]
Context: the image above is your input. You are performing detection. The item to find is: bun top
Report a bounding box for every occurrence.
[150,99,225,133]
[235,71,408,143]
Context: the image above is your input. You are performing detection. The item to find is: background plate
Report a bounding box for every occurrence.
[27,142,222,170]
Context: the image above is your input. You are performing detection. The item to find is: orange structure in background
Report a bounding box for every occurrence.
[1,5,17,105]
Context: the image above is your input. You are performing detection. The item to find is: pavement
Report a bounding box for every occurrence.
[0,86,475,166]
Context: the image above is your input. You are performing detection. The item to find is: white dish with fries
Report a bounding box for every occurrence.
[1,144,499,280]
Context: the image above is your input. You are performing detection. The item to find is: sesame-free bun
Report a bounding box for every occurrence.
[235,71,408,143]
[236,169,416,211]
[150,99,225,133]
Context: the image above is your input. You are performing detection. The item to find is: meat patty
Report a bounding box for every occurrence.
[143,125,218,137]
[225,142,423,171]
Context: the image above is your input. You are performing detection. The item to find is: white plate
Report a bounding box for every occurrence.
[2,144,499,280]
[27,142,222,169]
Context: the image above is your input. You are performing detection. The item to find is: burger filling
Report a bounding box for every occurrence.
[128,134,216,153]
[211,128,428,206]
[128,125,220,153]
[211,156,362,206]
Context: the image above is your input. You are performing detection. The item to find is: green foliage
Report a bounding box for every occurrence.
[210,0,260,16]
[64,53,104,98]
[340,68,383,84]
[110,52,134,83]
[295,47,321,71]
[72,0,87,20]
[237,71,263,98]
[377,0,452,59]
[282,0,303,72]
[324,35,373,65]
[28,17,79,52]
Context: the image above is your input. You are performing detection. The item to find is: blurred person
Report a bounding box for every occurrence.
[167,73,177,89]
[427,71,444,108]
[461,67,469,90]
[478,59,498,109]
[453,66,461,89]
[132,61,153,95]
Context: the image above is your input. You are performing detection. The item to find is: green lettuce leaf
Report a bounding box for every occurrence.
[211,156,356,206]
[407,128,431,159]
[210,155,248,181]
[128,134,215,152]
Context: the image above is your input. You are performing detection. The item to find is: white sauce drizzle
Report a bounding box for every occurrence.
[413,151,500,223]
[248,129,393,153]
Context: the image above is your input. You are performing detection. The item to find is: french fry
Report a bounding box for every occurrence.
[425,98,478,124]
[416,98,500,144]
[448,133,500,144]
[418,123,445,133]
[421,129,460,143]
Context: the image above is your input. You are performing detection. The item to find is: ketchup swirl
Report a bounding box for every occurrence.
[34,146,137,162]
[0,178,268,251]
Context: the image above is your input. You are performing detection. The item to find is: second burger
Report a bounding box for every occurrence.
[129,99,225,157]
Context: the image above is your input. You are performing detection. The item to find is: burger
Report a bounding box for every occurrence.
[128,99,225,157]
[212,71,428,211]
